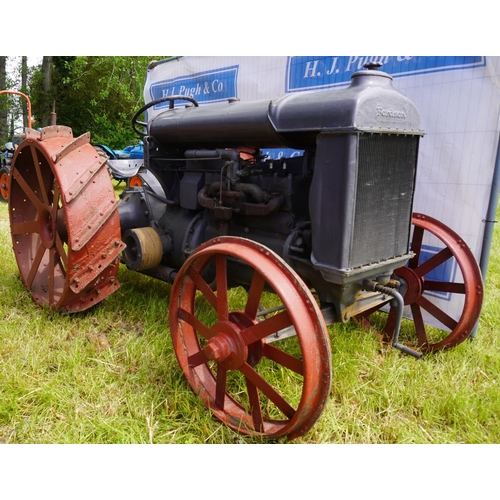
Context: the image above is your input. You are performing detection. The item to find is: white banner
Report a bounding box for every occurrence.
[144,56,500,326]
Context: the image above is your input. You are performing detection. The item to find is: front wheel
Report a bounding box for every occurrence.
[356,213,483,352]
[169,237,332,440]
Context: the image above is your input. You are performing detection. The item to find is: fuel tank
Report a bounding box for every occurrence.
[148,67,423,150]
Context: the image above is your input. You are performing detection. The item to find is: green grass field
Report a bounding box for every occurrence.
[0,193,499,445]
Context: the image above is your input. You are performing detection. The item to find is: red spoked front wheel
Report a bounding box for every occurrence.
[169,237,332,440]
[357,213,483,352]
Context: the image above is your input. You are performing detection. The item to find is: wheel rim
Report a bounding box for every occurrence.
[9,126,125,313]
[169,237,332,439]
[0,169,9,201]
[357,213,483,352]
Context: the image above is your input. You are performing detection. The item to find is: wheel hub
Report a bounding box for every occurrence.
[205,320,248,370]
[394,266,422,305]
[38,204,56,249]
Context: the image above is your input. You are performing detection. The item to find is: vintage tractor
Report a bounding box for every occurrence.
[7,63,483,439]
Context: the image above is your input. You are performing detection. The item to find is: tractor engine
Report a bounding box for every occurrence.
[119,64,423,324]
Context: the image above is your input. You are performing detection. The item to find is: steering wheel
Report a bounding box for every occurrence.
[131,95,199,137]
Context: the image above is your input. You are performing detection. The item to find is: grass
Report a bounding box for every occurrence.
[0,187,499,445]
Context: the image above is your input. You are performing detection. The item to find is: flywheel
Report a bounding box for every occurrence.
[9,126,125,313]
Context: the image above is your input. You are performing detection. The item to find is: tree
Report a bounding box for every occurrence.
[21,56,28,128]
[33,56,54,127]
[30,56,166,148]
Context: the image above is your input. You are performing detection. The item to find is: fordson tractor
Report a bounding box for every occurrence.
[6,63,483,439]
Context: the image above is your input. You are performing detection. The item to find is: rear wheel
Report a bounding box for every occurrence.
[9,126,125,313]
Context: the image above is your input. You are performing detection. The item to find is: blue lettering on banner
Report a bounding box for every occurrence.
[261,148,304,160]
[286,56,486,92]
[149,66,239,107]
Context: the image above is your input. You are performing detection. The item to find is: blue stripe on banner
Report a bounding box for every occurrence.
[286,56,486,92]
[149,65,239,107]
[418,244,457,302]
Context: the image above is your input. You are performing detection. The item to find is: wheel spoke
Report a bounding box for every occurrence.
[416,295,458,331]
[263,343,304,375]
[11,220,39,235]
[424,280,465,294]
[240,362,296,419]
[415,247,453,278]
[26,242,46,289]
[187,267,217,310]
[241,310,293,345]
[215,365,227,409]
[215,255,228,321]
[31,146,49,205]
[187,349,208,368]
[178,307,215,340]
[245,271,266,319]
[410,303,429,346]
[409,225,424,268]
[52,182,60,217]
[12,169,42,210]
[245,378,264,433]
[383,307,398,340]
[49,247,55,306]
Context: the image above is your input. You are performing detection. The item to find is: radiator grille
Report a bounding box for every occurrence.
[351,134,419,268]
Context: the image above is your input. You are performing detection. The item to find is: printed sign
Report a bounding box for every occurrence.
[148,65,238,107]
[285,56,486,91]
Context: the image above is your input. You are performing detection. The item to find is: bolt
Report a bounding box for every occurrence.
[205,343,222,361]
[204,337,229,362]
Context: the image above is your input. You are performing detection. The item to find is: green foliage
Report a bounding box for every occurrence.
[29,56,167,148]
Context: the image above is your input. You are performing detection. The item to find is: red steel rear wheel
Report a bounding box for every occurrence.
[9,126,125,313]
[169,237,332,440]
